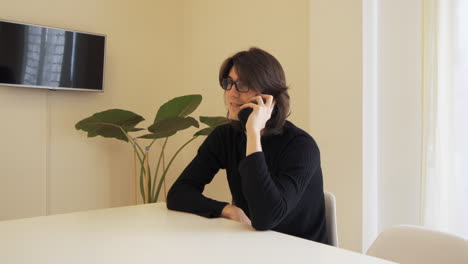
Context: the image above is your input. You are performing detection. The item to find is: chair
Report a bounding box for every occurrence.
[366,225,468,264]
[324,191,338,247]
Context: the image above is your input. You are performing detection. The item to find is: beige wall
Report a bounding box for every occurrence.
[309,0,363,252]
[0,88,47,220]
[0,0,364,252]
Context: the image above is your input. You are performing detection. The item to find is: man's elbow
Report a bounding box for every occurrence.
[251,218,276,231]
[166,188,179,211]
[249,203,287,231]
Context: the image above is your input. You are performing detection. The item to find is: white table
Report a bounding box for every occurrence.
[0,203,395,264]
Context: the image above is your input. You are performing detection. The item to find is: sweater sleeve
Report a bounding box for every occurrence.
[238,135,320,230]
[166,126,229,218]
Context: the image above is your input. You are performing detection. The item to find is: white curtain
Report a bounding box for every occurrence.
[422,0,468,238]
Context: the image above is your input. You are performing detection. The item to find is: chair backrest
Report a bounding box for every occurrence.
[366,225,468,264]
[324,191,338,247]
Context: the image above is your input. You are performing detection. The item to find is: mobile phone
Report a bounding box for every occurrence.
[238,99,278,128]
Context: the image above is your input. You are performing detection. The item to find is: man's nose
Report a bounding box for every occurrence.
[227,85,239,97]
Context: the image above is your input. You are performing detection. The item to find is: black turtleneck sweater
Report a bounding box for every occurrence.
[167,121,328,244]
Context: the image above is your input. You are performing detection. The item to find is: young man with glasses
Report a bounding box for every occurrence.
[167,47,328,244]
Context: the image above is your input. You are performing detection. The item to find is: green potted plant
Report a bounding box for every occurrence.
[75,94,229,203]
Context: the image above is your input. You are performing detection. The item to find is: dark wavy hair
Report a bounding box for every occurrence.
[219,47,290,135]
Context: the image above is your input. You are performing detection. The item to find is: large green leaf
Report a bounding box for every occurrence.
[138,130,176,139]
[194,116,230,136]
[194,127,214,136]
[148,116,199,135]
[199,116,230,127]
[75,109,144,142]
[154,95,202,123]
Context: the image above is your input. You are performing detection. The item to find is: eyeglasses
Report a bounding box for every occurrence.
[221,78,250,93]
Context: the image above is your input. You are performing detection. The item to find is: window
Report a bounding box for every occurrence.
[421,0,468,238]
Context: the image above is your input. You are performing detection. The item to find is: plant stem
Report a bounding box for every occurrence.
[139,157,146,202]
[118,127,148,203]
[119,127,144,163]
[153,136,199,202]
[132,139,145,161]
[148,138,158,150]
[151,137,169,202]
[118,126,151,203]
[145,150,152,203]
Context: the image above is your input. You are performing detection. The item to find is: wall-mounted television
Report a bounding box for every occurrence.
[0,19,106,92]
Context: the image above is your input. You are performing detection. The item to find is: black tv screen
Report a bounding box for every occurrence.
[0,20,105,92]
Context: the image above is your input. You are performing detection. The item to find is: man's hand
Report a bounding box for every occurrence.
[239,94,275,156]
[221,204,252,226]
[239,94,275,136]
